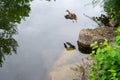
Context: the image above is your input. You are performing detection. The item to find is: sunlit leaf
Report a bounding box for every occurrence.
[116,26,120,32]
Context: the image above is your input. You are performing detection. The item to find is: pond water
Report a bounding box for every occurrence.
[0,0,103,80]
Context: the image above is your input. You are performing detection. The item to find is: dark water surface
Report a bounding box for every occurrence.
[0,0,102,80]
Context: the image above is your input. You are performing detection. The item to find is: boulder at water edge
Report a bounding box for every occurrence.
[77,27,115,53]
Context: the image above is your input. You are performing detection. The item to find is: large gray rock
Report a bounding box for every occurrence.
[77,27,115,53]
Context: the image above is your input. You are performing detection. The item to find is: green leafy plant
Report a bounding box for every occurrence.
[92,0,120,27]
[104,0,120,25]
[89,26,120,80]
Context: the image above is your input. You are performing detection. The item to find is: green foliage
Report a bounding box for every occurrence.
[89,26,120,80]
[0,0,32,34]
[104,0,120,25]
[0,0,32,66]
[0,38,18,67]
[0,0,32,24]
[115,27,120,33]
[92,0,120,26]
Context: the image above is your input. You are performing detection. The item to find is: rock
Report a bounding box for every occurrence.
[77,27,115,53]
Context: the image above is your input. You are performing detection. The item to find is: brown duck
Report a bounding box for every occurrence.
[64,10,77,23]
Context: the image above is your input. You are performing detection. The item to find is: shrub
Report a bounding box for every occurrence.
[92,0,120,27]
[89,26,120,80]
[104,0,120,26]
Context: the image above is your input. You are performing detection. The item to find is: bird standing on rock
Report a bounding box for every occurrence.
[64,10,77,23]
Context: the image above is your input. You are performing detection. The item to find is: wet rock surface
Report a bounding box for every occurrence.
[77,27,115,53]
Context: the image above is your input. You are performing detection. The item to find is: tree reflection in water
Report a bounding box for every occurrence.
[0,0,32,66]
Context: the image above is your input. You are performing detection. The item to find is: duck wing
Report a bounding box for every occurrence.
[64,15,73,19]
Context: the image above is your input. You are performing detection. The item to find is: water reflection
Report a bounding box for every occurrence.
[0,0,32,66]
[0,0,103,80]
[49,50,88,80]
[64,42,76,51]
[0,36,18,66]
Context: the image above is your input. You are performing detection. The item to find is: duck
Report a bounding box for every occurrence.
[64,42,76,51]
[64,10,77,23]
